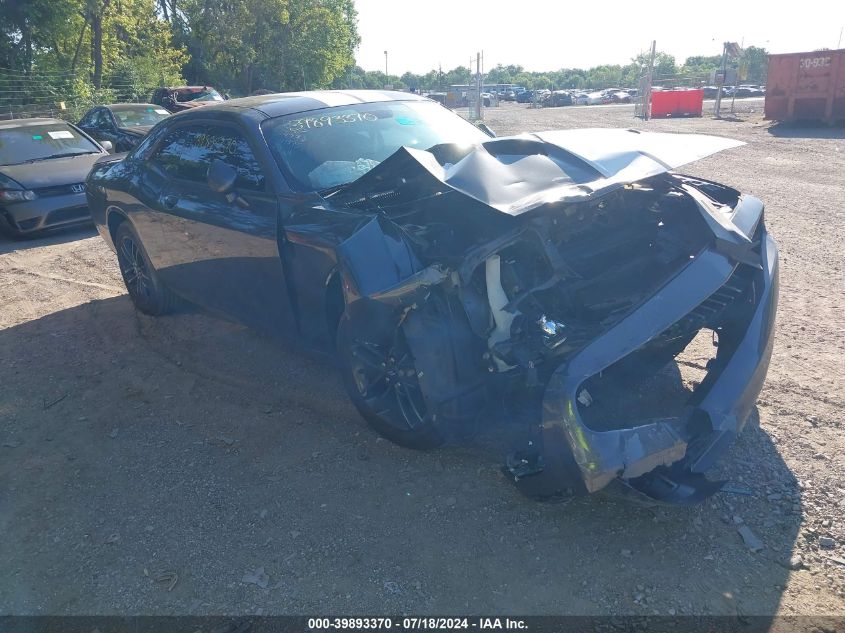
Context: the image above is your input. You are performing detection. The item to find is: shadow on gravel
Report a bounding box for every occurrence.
[0,224,97,255]
[0,296,800,616]
[766,121,845,139]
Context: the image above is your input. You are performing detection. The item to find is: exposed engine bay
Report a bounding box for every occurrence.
[327,129,778,505]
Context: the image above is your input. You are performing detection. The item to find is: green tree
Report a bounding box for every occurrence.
[287,0,359,89]
[181,0,358,93]
[633,51,677,84]
[0,0,82,72]
[682,55,722,74]
[741,46,768,85]
[179,0,288,93]
[1,0,183,116]
[442,65,471,86]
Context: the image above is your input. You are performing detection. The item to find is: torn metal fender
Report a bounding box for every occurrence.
[335,215,423,303]
[334,214,449,308]
[516,234,779,502]
[686,233,779,473]
[368,264,450,307]
[520,249,736,497]
[682,184,761,268]
[333,213,482,420]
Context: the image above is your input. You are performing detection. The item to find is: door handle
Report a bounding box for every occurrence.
[163,194,178,209]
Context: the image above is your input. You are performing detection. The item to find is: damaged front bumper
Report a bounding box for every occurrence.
[1,191,91,235]
[514,230,779,503]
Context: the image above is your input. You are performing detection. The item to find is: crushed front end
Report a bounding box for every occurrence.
[477,173,778,504]
[513,212,777,503]
[327,131,778,504]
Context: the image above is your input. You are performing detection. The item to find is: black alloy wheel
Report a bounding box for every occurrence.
[114,222,178,316]
[337,316,444,449]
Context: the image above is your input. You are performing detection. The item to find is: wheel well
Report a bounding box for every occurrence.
[325,271,345,346]
[107,209,128,244]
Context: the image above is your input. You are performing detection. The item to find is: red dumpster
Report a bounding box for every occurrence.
[650,89,704,118]
[765,48,845,124]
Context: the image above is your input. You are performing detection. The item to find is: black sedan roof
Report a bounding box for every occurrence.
[207,90,430,119]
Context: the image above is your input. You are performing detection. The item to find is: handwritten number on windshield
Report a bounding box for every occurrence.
[287,112,377,133]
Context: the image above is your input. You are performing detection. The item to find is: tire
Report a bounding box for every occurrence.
[337,314,445,449]
[114,221,178,316]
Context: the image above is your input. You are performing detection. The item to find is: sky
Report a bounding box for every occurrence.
[354,0,845,74]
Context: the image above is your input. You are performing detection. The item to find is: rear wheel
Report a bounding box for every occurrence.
[114,222,178,315]
[337,315,444,449]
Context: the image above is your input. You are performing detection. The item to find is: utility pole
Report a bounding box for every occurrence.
[641,40,656,120]
[475,51,482,120]
[384,50,388,87]
[714,41,729,118]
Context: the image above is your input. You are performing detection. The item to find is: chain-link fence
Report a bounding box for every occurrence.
[0,64,172,122]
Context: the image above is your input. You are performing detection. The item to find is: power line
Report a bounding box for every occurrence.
[0,66,81,75]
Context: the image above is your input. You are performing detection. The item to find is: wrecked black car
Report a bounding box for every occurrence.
[86,91,778,504]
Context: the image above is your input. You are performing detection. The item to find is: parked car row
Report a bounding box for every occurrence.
[506,84,763,107]
[724,84,766,99]
[0,85,231,238]
[498,87,527,101]
[514,87,637,107]
[678,85,767,99]
[77,103,171,153]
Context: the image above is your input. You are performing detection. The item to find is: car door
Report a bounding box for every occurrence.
[142,121,296,336]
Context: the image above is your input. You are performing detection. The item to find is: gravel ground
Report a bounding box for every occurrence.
[1,101,844,617]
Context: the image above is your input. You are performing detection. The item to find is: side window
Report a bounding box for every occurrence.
[132,122,169,160]
[79,110,97,127]
[149,124,266,191]
[149,127,205,182]
[95,110,113,130]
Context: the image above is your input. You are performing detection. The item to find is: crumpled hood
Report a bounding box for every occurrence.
[0,152,104,189]
[532,129,744,180]
[334,128,745,216]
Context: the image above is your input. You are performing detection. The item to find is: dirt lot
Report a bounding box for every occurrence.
[1,101,844,617]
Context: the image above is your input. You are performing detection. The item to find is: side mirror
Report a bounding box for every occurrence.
[476,122,496,138]
[207,159,250,208]
[100,140,113,152]
[207,159,237,194]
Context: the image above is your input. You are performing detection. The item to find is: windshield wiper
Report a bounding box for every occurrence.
[20,151,99,163]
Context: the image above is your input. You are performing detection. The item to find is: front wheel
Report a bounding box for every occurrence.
[114,221,178,316]
[337,315,445,449]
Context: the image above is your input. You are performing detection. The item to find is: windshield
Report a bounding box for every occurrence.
[113,106,170,127]
[262,100,489,191]
[176,88,224,103]
[0,122,100,165]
